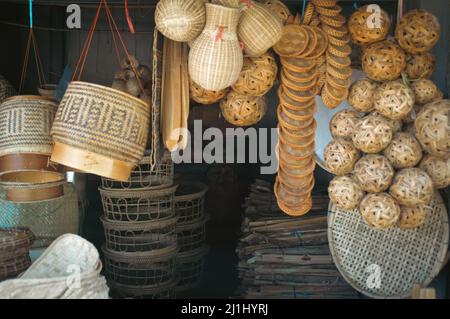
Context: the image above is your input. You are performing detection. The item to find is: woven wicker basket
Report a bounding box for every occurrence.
[176,245,209,292]
[50,81,149,182]
[176,217,208,254]
[175,182,208,224]
[0,77,16,103]
[405,52,435,80]
[348,5,391,45]
[361,41,406,82]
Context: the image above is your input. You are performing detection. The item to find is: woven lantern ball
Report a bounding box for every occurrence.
[348,79,378,113]
[383,132,423,169]
[190,78,229,105]
[232,53,278,96]
[389,168,434,206]
[373,81,415,120]
[263,0,292,25]
[324,139,360,176]
[329,109,360,141]
[395,9,440,54]
[359,192,400,229]
[405,52,435,80]
[220,91,267,126]
[348,5,391,46]
[411,79,438,105]
[419,154,450,189]
[397,204,430,229]
[328,175,365,211]
[370,111,402,133]
[155,0,206,42]
[353,154,394,193]
[352,114,393,153]
[362,40,406,82]
[415,99,450,158]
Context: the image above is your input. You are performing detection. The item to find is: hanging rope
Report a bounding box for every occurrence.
[124,0,135,34]
[397,0,404,22]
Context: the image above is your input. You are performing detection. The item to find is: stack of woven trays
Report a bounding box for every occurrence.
[174,181,209,292]
[99,152,179,299]
[0,227,34,281]
[236,179,358,299]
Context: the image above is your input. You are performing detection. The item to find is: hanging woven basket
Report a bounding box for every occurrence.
[0,77,16,103]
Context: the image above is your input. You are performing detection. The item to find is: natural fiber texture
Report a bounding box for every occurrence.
[405,52,435,80]
[0,96,58,157]
[383,132,423,169]
[0,227,33,280]
[176,218,207,253]
[175,182,208,224]
[190,77,229,105]
[414,99,450,158]
[362,41,406,82]
[176,246,208,292]
[373,81,415,120]
[353,154,394,193]
[348,79,378,112]
[220,91,267,126]
[328,192,448,298]
[211,0,240,7]
[389,168,433,206]
[263,0,291,25]
[274,24,309,58]
[395,9,440,54]
[370,111,402,133]
[419,154,450,189]
[189,4,243,91]
[328,175,364,211]
[411,79,438,105]
[150,29,163,168]
[232,53,277,96]
[0,77,16,103]
[324,139,360,175]
[348,5,391,45]
[155,0,206,42]
[359,192,400,229]
[109,279,176,299]
[398,203,430,229]
[352,115,393,153]
[329,109,360,140]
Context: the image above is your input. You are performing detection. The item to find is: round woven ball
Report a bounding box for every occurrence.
[419,154,450,189]
[395,9,440,54]
[232,53,278,96]
[190,78,229,104]
[348,79,378,113]
[383,132,423,169]
[397,203,430,229]
[329,109,360,140]
[415,99,450,158]
[353,154,394,193]
[411,79,438,105]
[263,0,292,25]
[352,114,393,153]
[328,175,364,211]
[220,91,267,126]
[362,40,406,82]
[373,81,415,120]
[359,192,400,229]
[370,111,402,133]
[324,139,360,175]
[405,52,435,80]
[348,5,391,46]
[390,168,434,206]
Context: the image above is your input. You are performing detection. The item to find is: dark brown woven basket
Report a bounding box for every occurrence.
[176,217,208,254]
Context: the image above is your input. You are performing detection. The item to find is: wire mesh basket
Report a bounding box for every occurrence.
[99,185,177,222]
[101,153,174,190]
[109,279,177,299]
[176,217,208,254]
[176,246,209,292]
[175,182,208,224]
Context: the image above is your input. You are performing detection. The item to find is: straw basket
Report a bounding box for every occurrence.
[50,81,149,181]
[0,227,34,280]
[175,182,208,224]
[0,77,16,103]
[176,246,209,292]
[38,84,57,98]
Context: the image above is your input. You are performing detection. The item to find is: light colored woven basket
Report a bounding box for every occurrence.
[405,52,435,80]
[220,91,267,126]
[373,81,415,120]
[419,154,450,189]
[190,78,229,105]
[352,114,393,154]
[348,5,391,45]
[361,41,406,82]
[353,154,394,193]
[328,191,449,298]
[329,109,360,140]
[0,77,16,103]
[50,81,149,182]
[383,132,423,169]
[323,138,360,175]
[262,0,291,25]
[328,175,364,211]
[411,79,438,105]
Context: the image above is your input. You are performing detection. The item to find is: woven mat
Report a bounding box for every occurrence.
[328,192,449,298]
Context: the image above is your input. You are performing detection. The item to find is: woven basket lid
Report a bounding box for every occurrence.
[328,192,449,298]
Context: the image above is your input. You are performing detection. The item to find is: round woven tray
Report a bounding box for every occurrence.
[328,192,449,298]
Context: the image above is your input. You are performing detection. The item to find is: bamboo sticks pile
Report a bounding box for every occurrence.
[236,179,358,299]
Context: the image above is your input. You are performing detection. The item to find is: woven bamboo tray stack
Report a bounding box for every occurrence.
[174,181,209,292]
[99,152,178,299]
[236,179,358,299]
[0,227,34,281]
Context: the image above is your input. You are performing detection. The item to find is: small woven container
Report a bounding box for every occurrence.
[348,5,391,45]
[329,109,360,140]
[0,227,34,279]
[0,77,16,103]
[383,132,423,169]
[262,0,291,25]
[189,78,229,105]
[348,79,378,113]
[415,99,450,158]
[0,255,32,281]
[220,91,267,126]
[324,139,360,175]
[373,81,415,120]
[359,192,400,229]
[362,40,406,82]
[411,79,438,105]
[176,217,208,254]
[155,0,206,42]
[405,52,435,80]
[328,175,364,211]
[389,168,434,206]
[232,53,278,96]
[176,246,208,292]
[353,154,395,193]
[419,154,450,189]
[398,203,430,229]
[395,9,440,54]
[174,182,208,224]
[352,115,393,153]
[370,111,402,133]
[238,2,283,57]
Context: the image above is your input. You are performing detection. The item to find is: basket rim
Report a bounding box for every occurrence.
[98,184,178,198]
[174,181,208,202]
[175,215,209,232]
[100,214,179,230]
[205,2,240,14]
[1,95,57,104]
[108,278,177,295]
[102,244,177,263]
[177,245,209,262]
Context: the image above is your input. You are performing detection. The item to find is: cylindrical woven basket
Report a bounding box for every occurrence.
[176,217,208,254]
[0,255,31,280]
[175,182,208,224]
[50,81,149,181]
[0,77,16,103]
[176,245,209,292]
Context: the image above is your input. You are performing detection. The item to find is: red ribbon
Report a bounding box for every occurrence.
[215,26,225,42]
[124,0,135,34]
[241,0,254,9]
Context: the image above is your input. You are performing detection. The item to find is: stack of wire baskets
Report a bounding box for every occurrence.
[174,181,209,292]
[99,152,178,298]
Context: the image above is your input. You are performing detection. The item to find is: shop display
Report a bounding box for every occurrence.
[328,175,364,211]
[405,52,435,80]
[0,227,34,281]
[419,154,450,189]
[220,91,267,126]
[362,40,406,82]
[348,78,378,113]
[383,132,423,169]
[348,5,391,45]
[373,81,415,120]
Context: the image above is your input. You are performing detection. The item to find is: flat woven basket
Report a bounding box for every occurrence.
[328,192,449,299]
